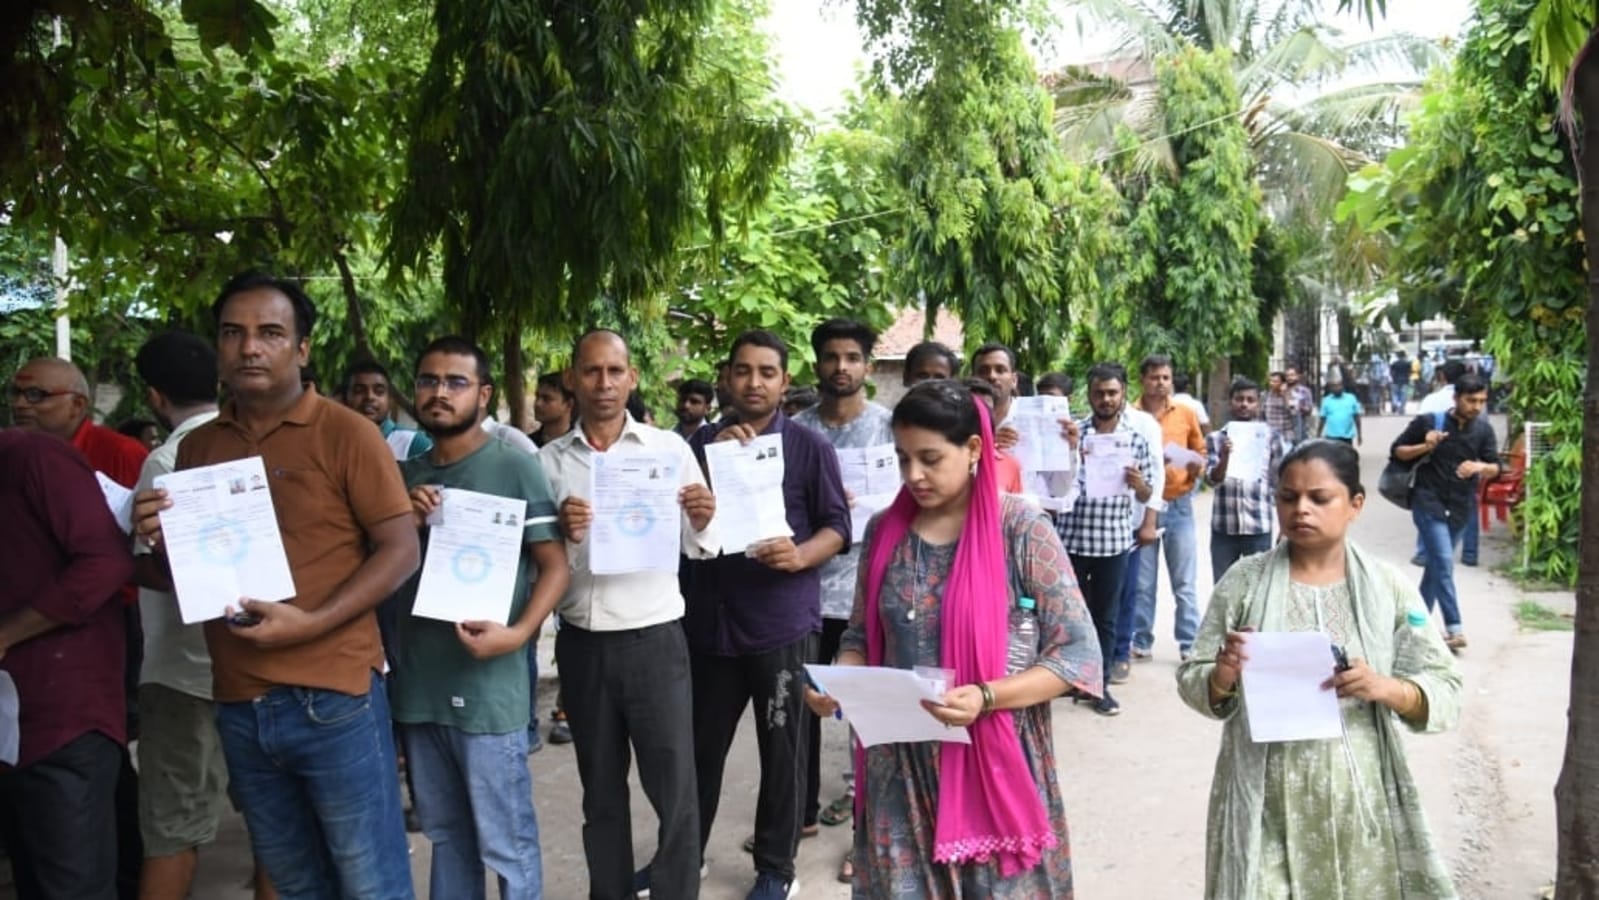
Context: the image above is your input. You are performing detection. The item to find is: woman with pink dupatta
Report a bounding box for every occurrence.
[806,380,1103,898]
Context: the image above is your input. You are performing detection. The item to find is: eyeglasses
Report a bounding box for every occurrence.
[415,375,478,393]
[6,386,83,404]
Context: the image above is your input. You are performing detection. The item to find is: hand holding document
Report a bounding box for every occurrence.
[154,457,295,624]
[704,433,793,548]
[96,472,134,533]
[1007,396,1075,473]
[1223,421,1271,483]
[1082,432,1135,500]
[805,664,972,747]
[413,488,527,625]
[837,444,900,543]
[1241,631,1344,742]
[1165,441,1207,470]
[588,451,683,575]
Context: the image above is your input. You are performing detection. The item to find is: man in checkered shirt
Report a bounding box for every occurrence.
[1205,376,1285,583]
[1055,362,1157,717]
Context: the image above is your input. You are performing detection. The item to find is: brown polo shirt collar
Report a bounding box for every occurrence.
[214,388,323,440]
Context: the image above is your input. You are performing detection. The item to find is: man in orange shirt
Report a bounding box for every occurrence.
[1130,354,1207,663]
[134,272,420,899]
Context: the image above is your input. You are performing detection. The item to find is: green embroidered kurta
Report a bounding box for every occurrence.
[1177,542,1462,900]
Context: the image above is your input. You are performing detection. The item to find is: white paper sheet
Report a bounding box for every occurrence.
[413,488,527,625]
[154,457,296,624]
[1164,441,1207,470]
[0,672,17,765]
[1242,631,1344,743]
[588,451,683,575]
[837,444,900,543]
[805,664,972,747]
[1223,421,1271,484]
[704,433,793,548]
[1007,396,1075,473]
[96,472,134,533]
[1082,432,1134,500]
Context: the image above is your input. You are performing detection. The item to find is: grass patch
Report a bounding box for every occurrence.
[1515,600,1574,632]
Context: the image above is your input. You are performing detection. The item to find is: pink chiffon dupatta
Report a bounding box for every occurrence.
[856,398,1056,879]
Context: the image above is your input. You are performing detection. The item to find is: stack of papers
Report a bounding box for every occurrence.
[805,664,972,747]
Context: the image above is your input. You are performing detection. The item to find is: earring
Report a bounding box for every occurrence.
[969,460,978,478]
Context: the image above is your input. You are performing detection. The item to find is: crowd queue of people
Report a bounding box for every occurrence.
[2,269,1501,900]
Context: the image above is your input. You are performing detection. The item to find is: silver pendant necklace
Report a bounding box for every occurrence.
[907,536,920,622]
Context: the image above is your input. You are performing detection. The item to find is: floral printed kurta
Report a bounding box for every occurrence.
[1177,544,1462,900]
[839,499,1102,899]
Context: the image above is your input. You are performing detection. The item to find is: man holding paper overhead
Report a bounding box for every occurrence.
[683,329,851,900]
[391,336,569,900]
[132,271,420,900]
[538,329,718,900]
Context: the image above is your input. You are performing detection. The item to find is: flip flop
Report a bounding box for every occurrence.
[818,793,854,826]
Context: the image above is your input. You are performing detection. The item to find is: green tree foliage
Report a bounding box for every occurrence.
[386,0,795,342]
[1338,0,1584,583]
[1096,48,1263,376]
[2,2,440,392]
[853,0,1118,372]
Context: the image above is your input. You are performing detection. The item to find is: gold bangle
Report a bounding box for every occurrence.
[978,682,996,713]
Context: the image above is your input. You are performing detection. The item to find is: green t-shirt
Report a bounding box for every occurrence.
[390,438,560,734]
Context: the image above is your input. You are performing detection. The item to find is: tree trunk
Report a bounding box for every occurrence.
[501,317,527,432]
[1555,27,1599,899]
[332,245,374,364]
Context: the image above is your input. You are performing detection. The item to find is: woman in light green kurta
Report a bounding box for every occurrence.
[1177,440,1462,900]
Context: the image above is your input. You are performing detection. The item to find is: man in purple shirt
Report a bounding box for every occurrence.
[0,429,135,900]
[681,330,851,900]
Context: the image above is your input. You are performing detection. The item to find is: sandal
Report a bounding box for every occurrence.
[837,855,855,884]
[818,792,854,826]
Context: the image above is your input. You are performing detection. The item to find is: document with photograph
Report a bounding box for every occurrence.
[413,488,527,625]
[837,443,900,543]
[154,456,295,624]
[588,451,683,575]
[704,433,793,548]
[1082,432,1135,500]
[1007,396,1075,474]
[1224,421,1272,484]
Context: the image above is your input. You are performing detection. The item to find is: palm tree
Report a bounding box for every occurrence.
[1051,0,1445,244]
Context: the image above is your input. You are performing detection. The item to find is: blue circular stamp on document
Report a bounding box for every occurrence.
[451,546,493,584]
[616,501,656,537]
[197,519,250,565]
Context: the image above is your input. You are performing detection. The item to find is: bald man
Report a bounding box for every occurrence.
[9,357,149,489]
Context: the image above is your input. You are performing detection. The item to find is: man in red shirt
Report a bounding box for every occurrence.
[9,357,149,487]
[0,429,134,900]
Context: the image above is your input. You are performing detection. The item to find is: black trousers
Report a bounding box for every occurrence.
[691,633,815,882]
[1070,551,1129,692]
[804,617,850,827]
[558,622,700,900]
[0,730,122,900]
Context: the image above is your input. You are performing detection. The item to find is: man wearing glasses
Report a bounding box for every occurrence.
[9,357,148,488]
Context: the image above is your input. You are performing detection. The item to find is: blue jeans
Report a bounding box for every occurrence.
[216,671,413,900]
[1413,508,1466,632]
[1112,544,1145,663]
[1135,493,1201,654]
[401,724,542,900]
[1390,382,1408,413]
[1462,495,1480,564]
[1210,531,1273,586]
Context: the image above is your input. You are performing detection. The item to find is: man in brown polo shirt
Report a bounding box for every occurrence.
[134,271,420,899]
